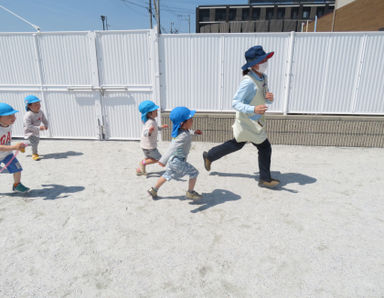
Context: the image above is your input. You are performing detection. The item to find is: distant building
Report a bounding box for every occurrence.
[196,0,335,33]
[305,0,384,32]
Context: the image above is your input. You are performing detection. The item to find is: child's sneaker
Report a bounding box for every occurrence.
[32,154,41,161]
[136,161,146,176]
[136,168,147,176]
[186,190,202,201]
[12,183,30,193]
[147,187,158,199]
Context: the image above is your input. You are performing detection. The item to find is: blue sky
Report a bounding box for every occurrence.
[0,0,246,34]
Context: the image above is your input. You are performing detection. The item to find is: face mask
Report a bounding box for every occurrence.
[257,61,268,73]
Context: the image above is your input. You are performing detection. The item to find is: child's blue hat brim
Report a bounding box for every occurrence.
[170,107,196,138]
[0,103,19,116]
[139,100,159,123]
[24,95,41,111]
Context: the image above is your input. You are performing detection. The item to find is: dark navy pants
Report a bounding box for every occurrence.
[206,138,272,182]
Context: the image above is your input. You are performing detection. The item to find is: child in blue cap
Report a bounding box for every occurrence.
[148,106,203,200]
[23,95,48,161]
[137,100,168,176]
[0,102,30,193]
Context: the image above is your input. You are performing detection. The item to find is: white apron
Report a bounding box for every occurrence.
[232,74,268,144]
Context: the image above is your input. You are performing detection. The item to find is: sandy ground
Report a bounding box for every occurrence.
[0,139,383,297]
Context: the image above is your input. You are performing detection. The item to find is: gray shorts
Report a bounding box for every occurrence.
[162,157,199,181]
[142,148,161,161]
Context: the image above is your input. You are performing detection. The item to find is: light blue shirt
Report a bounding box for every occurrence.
[232,70,269,120]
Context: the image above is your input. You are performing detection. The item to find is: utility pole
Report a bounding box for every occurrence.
[101,15,106,30]
[153,0,161,34]
[331,0,338,32]
[0,4,40,32]
[148,0,153,29]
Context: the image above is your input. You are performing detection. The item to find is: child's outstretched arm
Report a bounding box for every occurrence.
[0,142,26,152]
[188,129,202,135]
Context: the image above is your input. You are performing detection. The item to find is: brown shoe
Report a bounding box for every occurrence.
[202,151,211,171]
[258,179,280,189]
[186,190,203,201]
[147,187,158,199]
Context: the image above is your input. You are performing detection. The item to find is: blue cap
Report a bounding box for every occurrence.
[139,100,159,123]
[241,45,274,71]
[169,107,196,138]
[0,103,19,116]
[24,95,41,111]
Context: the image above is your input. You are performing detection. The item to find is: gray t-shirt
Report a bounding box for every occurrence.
[159,130,195,165]
[23,110,48,138]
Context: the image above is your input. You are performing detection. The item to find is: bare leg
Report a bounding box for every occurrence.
[13,172,21,184]
[155,177,167,190]
[138,158,158,174]
[188,177,197,192]
[144,158,157,165]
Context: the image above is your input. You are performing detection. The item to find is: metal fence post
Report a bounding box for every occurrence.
[150,27,162,128]
[350,34,367,114]
[32,32,51,137]
[283,31,295,115]
[88,31,105,140]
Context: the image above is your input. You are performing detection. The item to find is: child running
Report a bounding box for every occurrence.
[0,103,30,193]
[137,100,168,176]
[23,95,48,161]
[148,106,203,200]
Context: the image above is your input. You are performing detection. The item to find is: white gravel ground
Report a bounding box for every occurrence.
[1,139,383,297]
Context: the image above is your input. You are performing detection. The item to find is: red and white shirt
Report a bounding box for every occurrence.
[0,124,12,160]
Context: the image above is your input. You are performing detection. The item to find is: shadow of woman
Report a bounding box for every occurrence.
[189,189,241,213]
[2,184,85,200]
[209,171,317,193]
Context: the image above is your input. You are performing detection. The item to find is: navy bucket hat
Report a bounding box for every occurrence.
[241,45,274,71]
[169,107,195,138]
[139,100,159,123]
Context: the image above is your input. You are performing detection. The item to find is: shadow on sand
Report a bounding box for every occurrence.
[41,151,83,159]
[146,171,186,181]
[1,184,85,200]
[209,170,317,193]
[154,189,241,213]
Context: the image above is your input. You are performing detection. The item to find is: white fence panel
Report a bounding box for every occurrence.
[0,34,39,85]
[96,30,152,86]
[289,33,363,114]
[354,33,384,114]
[37,32,92,86]
[96,30,154,139]
[160,33,289,112]
[44,91,99,139]
[102,91,151,140]
[159,34,222,111]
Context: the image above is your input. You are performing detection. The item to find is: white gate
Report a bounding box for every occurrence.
[0,30,158,140]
